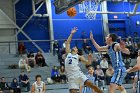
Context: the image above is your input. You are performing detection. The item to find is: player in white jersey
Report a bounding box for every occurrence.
[65,27,103,93]
[31,75,46,93]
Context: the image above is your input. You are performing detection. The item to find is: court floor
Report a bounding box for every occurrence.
[46,83,133,93]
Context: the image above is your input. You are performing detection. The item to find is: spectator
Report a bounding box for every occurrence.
[95,65,106,90]
[19,71,30,92]
[18,42,26,55]
[82,39,93,54]
[10,78,21,93]
[92,58,99,69]
[18,55,31,72]
[51,66,60,83]
[59,48,66,66]
[100,56,108,74]
[62,40,67,49]
[31,75,46,93]
[35,51,47,67]
[125,37,133,50]
[125,67,135,83]
[53,40,60,56]
[105,65,114,85]
[133,32,139,46]
[27,52,36,68]
[0,77,13,93]
[125,37,134,60]
[80,66,96,93]
[59,66,67,83]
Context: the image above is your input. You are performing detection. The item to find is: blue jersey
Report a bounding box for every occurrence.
[82,74,95,93]
[108,42,125,70]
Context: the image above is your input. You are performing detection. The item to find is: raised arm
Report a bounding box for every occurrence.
[66,27,78,54]
[90,31,108,52]
[79,53,92,65]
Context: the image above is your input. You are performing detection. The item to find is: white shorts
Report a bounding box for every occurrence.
[68,71,88,89]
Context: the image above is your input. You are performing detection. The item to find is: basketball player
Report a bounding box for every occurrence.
[65,27,103,93]
[90,32,130,93]
[31,75,46,93]
[127,50,140,73]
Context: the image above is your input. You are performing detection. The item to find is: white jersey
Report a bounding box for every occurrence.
[33,81,45,93]
[65,53,81,77]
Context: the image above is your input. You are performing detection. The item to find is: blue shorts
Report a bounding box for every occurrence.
[111,67,126,85]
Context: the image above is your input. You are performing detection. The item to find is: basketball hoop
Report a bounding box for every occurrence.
[78,0,101,20]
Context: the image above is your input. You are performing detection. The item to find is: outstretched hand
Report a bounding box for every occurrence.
[90,31,93,39]
[71,27,78,34]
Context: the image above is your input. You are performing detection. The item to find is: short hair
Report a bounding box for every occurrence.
[109,33,118,42]
[87,65,94,70]
[35,75,42,80]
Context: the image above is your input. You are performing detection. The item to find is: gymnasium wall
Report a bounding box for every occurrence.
[51,1,105,50]
[16,0,140,52]
[107,2,140,38]
[0,0,16,54]
[16,0,50,52]
[52,1,140,50]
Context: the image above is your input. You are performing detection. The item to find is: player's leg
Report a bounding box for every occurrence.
[68,76,79,93]
[84,80,103,93]
[109,69,121,93]
[109,83,118,93]
[118,85,127,93]
[110,68,127,93]
[117,69,127,93]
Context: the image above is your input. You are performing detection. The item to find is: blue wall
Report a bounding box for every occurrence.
[107,2,140,38]
[16,0,50,52]
[16,0,140,52]
[51,1,105,50]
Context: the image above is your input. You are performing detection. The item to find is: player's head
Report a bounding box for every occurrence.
[71,46,78,54]
[35,75,42,82]
[105,33,118,44]
[87,66,94,75]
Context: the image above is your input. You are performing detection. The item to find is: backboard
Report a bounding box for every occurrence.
[53,0,85,14]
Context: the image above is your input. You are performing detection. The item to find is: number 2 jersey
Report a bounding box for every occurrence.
[65,53,81,77]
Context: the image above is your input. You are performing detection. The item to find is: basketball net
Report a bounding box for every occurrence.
[78,0,101,20]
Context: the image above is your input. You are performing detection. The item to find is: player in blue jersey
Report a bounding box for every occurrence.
[90,32,130,93]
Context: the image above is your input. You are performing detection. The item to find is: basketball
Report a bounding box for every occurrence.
[67,7,77,17]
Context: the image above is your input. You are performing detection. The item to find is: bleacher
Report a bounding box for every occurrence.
[0,52,137,93]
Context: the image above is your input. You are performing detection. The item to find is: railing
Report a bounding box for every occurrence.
[0,37,139,54]
[0,39,87,54]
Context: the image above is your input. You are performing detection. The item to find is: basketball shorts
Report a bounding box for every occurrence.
[68,71,88,89]
[111,67,126,85]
